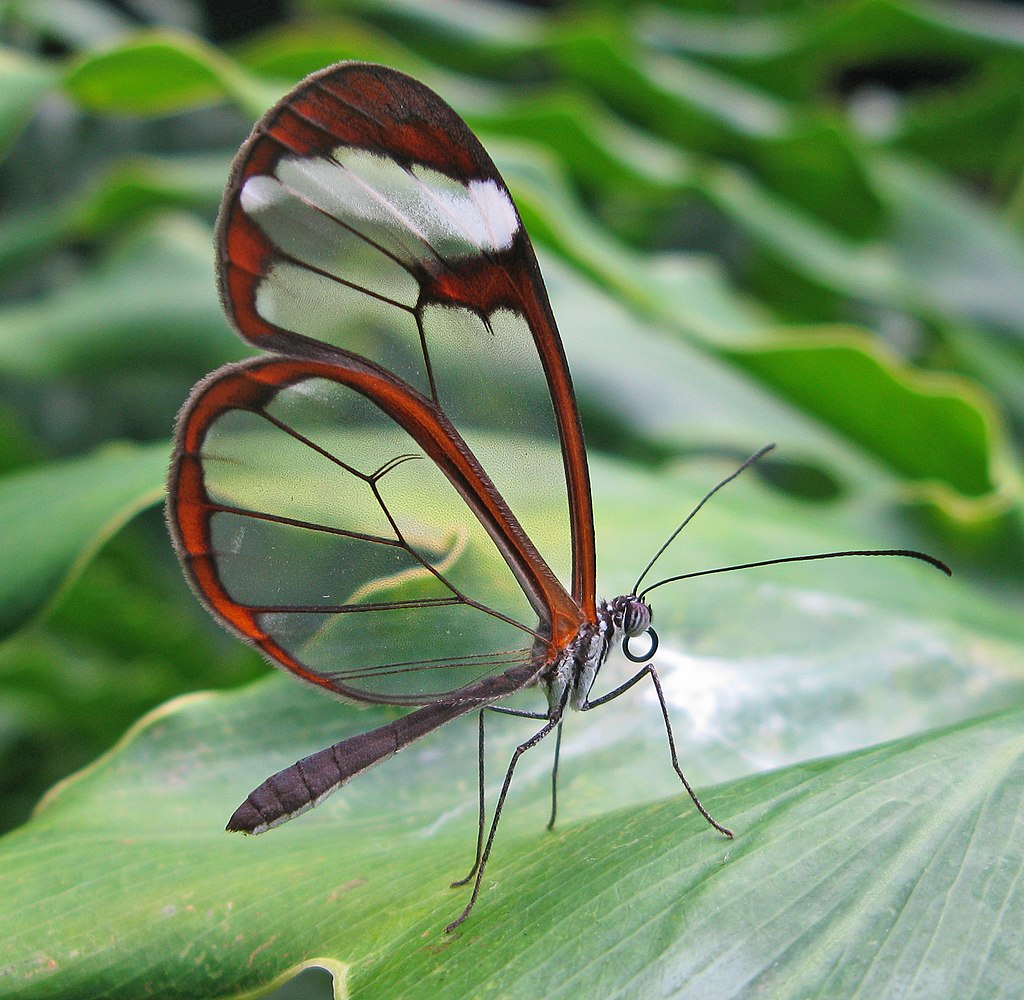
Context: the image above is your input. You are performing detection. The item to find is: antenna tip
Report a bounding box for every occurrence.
[899,549,952,576]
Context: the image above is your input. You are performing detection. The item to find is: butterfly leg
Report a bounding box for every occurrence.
[547,719,563,831]
[582,664,734,839]
[450,703,550,890]
[446,699,566,933]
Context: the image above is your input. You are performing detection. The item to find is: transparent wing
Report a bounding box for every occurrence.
[217,62,595,608]
[169,355,577,704]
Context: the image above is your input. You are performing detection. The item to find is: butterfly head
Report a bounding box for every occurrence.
[603,594,657,663]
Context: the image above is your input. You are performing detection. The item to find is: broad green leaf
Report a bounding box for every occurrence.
[0,403,39,475]
[0,454,1017,999]
[497,147,761,341]
[69,154,227,235]
[0,215,238,380]
[0,531,263,835]
[233,18,437,81]
[13,0,137,50]
[728,336,997,498]
[549,18,884,232]
[699,163,913,308]
[633,7,803,70]
[810,0,1024,59]
[895,61,1024,182]
[65,31,281,119]
[0,155,227,274]
[550,18,791,150]
[674,0,1024,97]
[319,0,547,55]
[752,117,884,238]
[0,48,59,153]
[10,705,1023,999]
[0,442,168,636]
[947,322,1024,432]
[869,155,1024,339]
[538,252,866,463]
[507,179,1007,530]
[701,154,1024,339]
[469,88,692,199]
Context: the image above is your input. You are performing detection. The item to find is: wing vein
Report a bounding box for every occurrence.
[249,597,462,614]
[199,502,402,548]
[331,651,531,681]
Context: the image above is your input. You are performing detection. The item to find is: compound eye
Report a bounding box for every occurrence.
[622,626,658,663]
[622,598,652,637]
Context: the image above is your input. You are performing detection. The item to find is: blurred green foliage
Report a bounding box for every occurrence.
[0,0,1022,997]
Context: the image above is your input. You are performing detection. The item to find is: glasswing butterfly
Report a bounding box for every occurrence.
[167,62,948,930]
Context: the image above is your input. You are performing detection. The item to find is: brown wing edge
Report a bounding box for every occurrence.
[166,349,583,704]
[214,61,597,614]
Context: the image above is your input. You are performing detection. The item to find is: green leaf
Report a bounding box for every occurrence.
[469,87,693,200]
[322,0,547,57]
[66,32,228,113]
[0,441,168,636]
[551,18,790,150]
[0,531,263,834]
[753,117,885,239]
[69,155,227,235]
[895,61,1024,184]
[728,336,997,498]
[0,215,238,380]
[701,153,1024,341]
[232,19,433,81]
[496,148,763,343]
[509,187,1008,531]
[11,707,1022,999]
[947,322,1024,432]
[64,31,282,119]
[0,156,227,274]
[870,155,1024,339]
[0,453,1017,998]
[0,48,59,153]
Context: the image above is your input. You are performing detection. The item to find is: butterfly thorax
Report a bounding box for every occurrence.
[546,595,653,714]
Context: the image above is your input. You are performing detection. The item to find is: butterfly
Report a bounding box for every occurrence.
[166,62,949,931]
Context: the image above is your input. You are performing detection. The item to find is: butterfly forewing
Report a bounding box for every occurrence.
[217,63,594,607]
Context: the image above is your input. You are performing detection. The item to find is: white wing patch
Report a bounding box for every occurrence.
[244,147,519,275]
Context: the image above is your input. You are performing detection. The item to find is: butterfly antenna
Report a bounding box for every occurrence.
[631,443,776,595]
[639,548,950,599]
